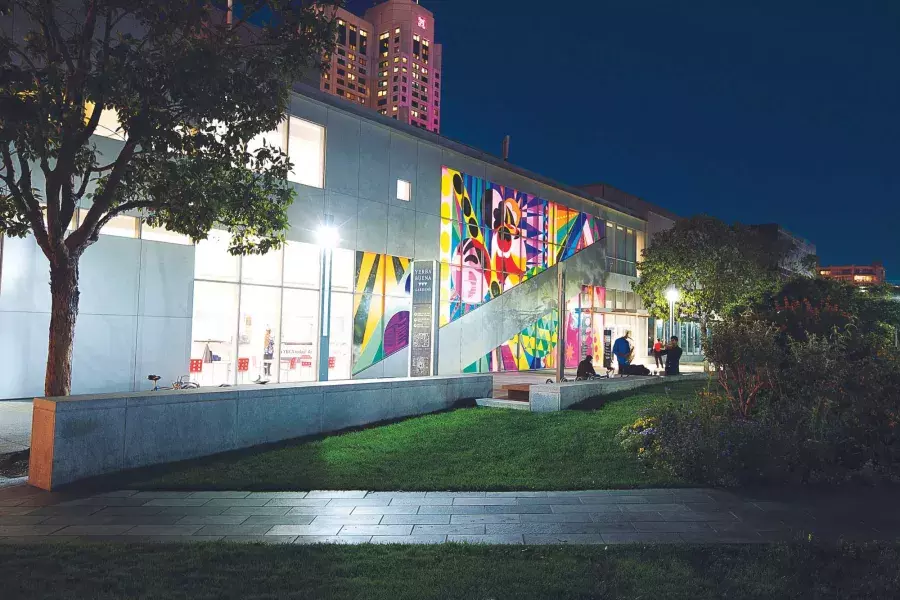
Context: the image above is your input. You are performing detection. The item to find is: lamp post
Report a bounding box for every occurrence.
[316,217,339,382]
[665,287,680,341]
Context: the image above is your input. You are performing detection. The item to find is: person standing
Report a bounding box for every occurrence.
[659,336,683,376]
[653,338,664,369]
[612,330,635,374]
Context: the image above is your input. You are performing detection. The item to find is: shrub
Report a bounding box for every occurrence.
[630,312,900,487]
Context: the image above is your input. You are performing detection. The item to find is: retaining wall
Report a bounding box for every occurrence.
[529,373,707,412]
[29,375,492,490]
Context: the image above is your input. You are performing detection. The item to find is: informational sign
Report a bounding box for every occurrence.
[603,329,613,369]
[409,261,438,377]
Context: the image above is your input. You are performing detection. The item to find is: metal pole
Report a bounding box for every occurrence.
[668,300,674,342]
[555,260,566,382]
[317,246,332,382]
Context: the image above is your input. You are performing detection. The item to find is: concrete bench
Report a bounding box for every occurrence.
[529,373,708,412]
[500,384,532,402]
[29,375,492,490]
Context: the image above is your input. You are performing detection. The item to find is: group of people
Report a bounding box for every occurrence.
[575,330,682,379]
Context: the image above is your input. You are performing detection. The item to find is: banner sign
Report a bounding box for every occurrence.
[409,261,438,377]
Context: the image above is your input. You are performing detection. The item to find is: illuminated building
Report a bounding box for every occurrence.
[319,1,442,133]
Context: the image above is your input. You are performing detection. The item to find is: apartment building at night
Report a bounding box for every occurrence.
[320,0,442,133]
[819,262,886,285]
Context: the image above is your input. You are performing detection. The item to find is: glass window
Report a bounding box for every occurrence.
[78,209,138,238]
[241,247,283,286]
[616,225,626,260]
[141,223,192,245]
[287,116,325,188]
[195,229,239,282]
[237,285,281,384]
[328,292,353,380]
[331,249,354,291]
[606,222,615,259]
[284,242,320,288]
[616,289,626,310]
[397,179,411,201]
[281,288,318,383]
[190,281,239,386]
[626,229,636,262]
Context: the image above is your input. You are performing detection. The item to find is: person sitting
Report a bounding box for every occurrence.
[612,330,635,373]
[576,355,597,379]
[659,336,683,375]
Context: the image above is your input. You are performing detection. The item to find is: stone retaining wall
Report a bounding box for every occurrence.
[29,375,492,490]
[529,373,707,412]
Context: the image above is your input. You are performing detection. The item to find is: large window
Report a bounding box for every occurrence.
[605,221,640,276]
[189,240,366,385]
[287,116,325,188]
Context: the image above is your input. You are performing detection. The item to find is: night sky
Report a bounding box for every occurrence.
[347,0,899,278]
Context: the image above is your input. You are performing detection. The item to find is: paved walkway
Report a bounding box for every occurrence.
[1,486,898,545]
[0,401,31,454]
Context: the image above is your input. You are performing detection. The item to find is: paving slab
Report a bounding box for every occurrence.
[195,525,276,536]
[266,524,343,536]
[1,487,897,545]
[305,491,368,499]
[338,525,413,536]
[412,524,485,535]
[311,515,383,525]
[380,514,451,525]
[187,491,252,499]
[174,515,251,525]
[124,525,204,536]
[486,522,635,535]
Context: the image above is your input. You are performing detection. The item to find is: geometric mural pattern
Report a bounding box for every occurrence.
[439,166,604,326]
[352,252,412,375]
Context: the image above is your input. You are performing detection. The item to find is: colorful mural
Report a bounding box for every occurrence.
[439,166,604,326]
[352,252,412,375]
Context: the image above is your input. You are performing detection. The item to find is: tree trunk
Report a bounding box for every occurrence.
[45,257,80,397]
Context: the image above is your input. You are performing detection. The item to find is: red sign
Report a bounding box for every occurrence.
[189,359,203,374]
[328,356,336,369]
[289,357,297,370]
[237,358,250,372]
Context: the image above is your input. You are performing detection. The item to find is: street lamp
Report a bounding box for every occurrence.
[665,287,680,341]
[317,218,338,382]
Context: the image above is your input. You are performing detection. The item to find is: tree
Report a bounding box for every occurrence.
[632,215,791,338]
[0,0,338,396]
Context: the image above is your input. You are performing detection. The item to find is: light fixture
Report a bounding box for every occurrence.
[665,287,681,303]
[316,224,339,249]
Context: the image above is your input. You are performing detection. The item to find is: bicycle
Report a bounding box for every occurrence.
[147,374,200,391]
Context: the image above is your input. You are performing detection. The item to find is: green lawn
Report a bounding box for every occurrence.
[2,541,898,599]
[122,380,706,491]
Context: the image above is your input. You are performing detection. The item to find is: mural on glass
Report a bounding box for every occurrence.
[351,251,412,375]
[439,166,604,327]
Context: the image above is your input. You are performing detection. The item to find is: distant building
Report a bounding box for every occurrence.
[319,0,442,133]
[819,262,886,286]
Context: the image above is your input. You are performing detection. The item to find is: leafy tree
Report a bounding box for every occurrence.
[0,0,338,396]
[632,215,792,337]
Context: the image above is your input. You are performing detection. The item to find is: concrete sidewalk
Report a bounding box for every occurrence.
[0,401,31,454]
[1,486,898,545]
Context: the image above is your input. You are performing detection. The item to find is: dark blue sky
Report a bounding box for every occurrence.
[348,0,899,278]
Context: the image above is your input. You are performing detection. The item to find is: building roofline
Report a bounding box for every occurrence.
[291,83,644,221]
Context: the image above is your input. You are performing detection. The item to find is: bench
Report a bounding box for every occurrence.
[501,384,532,402]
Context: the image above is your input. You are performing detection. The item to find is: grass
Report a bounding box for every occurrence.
[2,541,898,599]
[120,380,706,491]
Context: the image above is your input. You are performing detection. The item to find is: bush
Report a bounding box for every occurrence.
[629,302,900,487]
